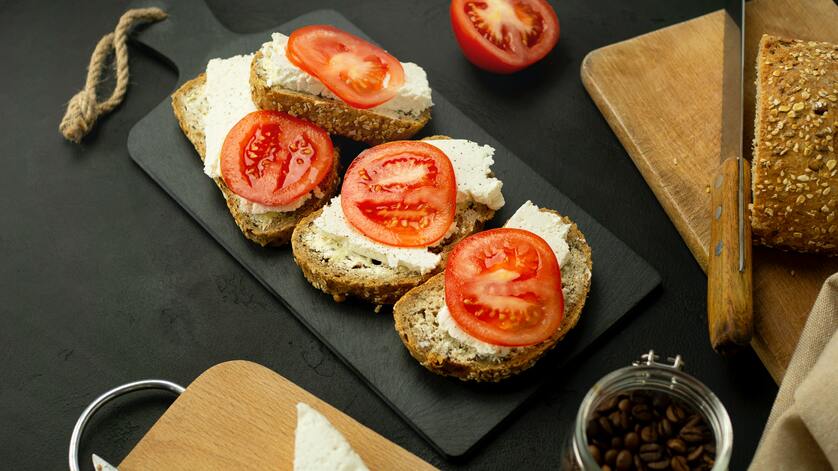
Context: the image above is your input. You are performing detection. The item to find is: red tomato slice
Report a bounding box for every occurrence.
[220,110,334,206]
[450,0,560,74]
[445,228,564,346]
[341,141,457,247]
[286,25,405,109]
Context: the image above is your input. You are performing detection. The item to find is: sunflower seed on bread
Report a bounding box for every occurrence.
[752,34,838,253]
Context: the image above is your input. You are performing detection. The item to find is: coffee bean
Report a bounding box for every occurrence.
[685,414,702,428]
[601,465,613,471]
[597,396,619,413]
[658,418,673,438]
[604,448,618,465]
[588,444,602,465]
[641,425,658,443]
[647,460,670,470]
[671,455,689,471]
[624,431,640,450]
[653,394,671,410]
[639,443,663,462]
[616,450,632,471]
[585,390,716,471]
[587,419,601,440]
[687,445,704,462]
[666,404,686,423]
[667,437,687,454]
[599,416,614,436]
[680,425,705,443]
[619,410,630,430]
[632,403,654,422]
[609,410,623,429]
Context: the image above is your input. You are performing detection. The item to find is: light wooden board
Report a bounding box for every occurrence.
[581,0,838,382]
[119,361,436,470]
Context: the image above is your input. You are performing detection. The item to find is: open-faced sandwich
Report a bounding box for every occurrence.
[251,25,433,145]
[292,136,505,304]
[172,55,340,246]
[394,201,592,382]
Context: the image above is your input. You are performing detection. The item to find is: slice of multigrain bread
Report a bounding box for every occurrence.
[171,74,340,246]
[250,50,431,145]
[751,34,838,254]
[393,209,592,382]
[291,137,496,305]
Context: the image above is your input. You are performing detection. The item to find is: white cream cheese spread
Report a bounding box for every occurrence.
[203,53,321,215]
[259,33,433,118]
[435,200,571,354]
[307,139,504,273]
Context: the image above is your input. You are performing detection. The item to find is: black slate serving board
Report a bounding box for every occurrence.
[127,1,661,457]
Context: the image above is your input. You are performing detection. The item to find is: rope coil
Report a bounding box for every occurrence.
[59,7,167,143]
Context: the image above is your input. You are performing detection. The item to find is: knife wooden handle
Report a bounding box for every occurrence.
[708,157,753,354]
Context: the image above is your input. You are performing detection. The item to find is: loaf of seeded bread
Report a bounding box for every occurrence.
[751,34,838,253]
[250,50,431,145]
[393,209,592,382]
[171,74,340,246]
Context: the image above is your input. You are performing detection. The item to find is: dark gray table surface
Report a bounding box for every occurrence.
[0,1,776,469]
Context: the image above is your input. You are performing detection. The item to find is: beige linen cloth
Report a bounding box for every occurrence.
[749,273,838,470]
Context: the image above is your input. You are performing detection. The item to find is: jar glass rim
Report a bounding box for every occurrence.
[572,364,733,470]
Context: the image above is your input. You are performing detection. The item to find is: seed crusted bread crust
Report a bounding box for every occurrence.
[752,34,838,253]
[291,136,496,305]
[393,209,593,382]
[250,50,431,145]
[171,73,340,247]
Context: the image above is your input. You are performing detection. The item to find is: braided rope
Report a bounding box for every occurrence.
[59,7,167,143]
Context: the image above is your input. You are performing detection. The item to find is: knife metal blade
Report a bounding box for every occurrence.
[92,454,119,471]
[720,0,746,270]
[707,0,753,354]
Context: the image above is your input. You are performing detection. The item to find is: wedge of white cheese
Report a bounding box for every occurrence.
[294,402,369,471]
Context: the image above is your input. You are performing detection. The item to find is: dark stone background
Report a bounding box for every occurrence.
[0,1,775,469]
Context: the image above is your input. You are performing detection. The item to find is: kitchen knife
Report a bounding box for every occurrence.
[707,0,753,354]
[92,454,119,471]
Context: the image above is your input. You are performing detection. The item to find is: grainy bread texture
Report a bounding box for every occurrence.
[752,34,838,254]
[292,202,494,305]
[250,50,431,145]
[393,209,593,382]
[171,73,340,246]
[291,136,495,304]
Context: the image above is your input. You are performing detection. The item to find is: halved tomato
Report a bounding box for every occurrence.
[220,110,334,206]
[450,0,560,74]
[341,141,457,247]
[445,228,564,346]
[287,25,405,109]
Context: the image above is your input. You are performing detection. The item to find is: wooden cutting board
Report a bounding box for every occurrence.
[581,0,838,383]
[119,361,435,470]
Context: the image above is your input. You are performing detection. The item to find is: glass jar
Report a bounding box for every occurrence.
[563,351,733,470]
